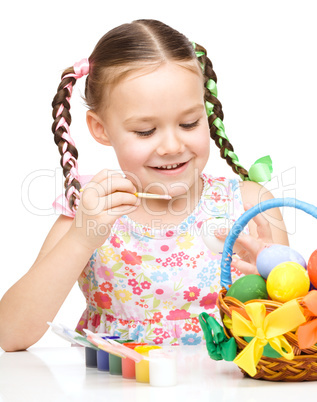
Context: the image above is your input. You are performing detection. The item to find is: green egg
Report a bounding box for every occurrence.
[226,274,268,302]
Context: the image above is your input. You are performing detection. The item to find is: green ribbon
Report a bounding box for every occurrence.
[247,156,273,182]
[206,79,218,97]
[199,312,237,361]
[212,117,229,146]
[192,42,205,70]
[205,101,214,117]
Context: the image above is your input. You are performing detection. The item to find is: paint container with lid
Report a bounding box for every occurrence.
[121,343,148,379]
[109,340,134,375]
[97,336,120,371]
[85,346,98,368]
[149,348,178,387]
[84,332,109,368]
[134,345,162,383]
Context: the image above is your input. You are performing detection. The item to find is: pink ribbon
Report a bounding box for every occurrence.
[52,175,94,216]
[63,58,90,80]
[62,151,78,168]
[61,131,76,147]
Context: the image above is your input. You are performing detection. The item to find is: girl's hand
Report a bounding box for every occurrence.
[68,169,140,251]
[215,203,274,275]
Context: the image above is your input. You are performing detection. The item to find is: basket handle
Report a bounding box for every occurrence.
[220,197,317,289]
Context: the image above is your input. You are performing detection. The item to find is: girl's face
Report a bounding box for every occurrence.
[90,62,210,198]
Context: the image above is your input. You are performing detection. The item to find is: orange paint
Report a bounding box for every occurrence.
[121,343,147,379]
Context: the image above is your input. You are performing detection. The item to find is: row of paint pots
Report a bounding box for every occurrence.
[85,337,177,387]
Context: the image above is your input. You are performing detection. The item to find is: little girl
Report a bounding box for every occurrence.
[0,19,288,351]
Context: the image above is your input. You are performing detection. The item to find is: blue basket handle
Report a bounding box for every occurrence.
[220,197,317,289]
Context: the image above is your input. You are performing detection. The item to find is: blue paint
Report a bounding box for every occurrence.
[96,336,120,372]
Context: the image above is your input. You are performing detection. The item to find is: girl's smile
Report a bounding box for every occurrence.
[148,159,190,175]
[87,62,211,201]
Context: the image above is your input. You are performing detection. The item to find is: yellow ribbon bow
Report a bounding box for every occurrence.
[231,300,306,377]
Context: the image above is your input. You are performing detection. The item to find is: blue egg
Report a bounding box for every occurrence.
[256,244,307,279]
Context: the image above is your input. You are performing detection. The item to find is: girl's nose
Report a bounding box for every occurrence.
[156,130,185,156]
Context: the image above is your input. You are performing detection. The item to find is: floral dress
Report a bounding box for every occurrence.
[53,173,245,346]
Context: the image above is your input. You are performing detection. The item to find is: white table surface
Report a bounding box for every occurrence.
[0,345,315,402]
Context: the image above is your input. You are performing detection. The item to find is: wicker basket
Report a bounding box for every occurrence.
[214,198,317,381]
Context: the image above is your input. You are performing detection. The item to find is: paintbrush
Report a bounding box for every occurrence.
[79,188,171,200]
[134,192,171,200]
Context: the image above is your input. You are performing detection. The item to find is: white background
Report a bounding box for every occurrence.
[0,0,316,348]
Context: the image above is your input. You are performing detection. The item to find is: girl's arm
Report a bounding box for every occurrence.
[0,169,139,352]
[0,215,94,352]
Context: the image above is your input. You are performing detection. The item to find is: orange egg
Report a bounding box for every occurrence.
[308,249,317,288]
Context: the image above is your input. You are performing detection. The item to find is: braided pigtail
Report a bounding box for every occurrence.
[51,59,89,212]
[193,43,250,180]
[193,43,272,182]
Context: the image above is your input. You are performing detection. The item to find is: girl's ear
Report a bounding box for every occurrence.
[86,111,112,146]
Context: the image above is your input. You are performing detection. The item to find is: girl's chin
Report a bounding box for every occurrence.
[166,187,191,199]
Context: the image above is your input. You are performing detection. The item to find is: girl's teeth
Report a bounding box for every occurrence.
[158,164,180,169]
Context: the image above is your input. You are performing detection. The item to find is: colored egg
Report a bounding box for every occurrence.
[308,249,317,288]
[256,244,306,279]
[226,274,268,303]
[201,217,238,254]
[266,262,310,302]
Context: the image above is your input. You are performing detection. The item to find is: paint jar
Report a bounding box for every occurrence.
[134,345,162,383]
[97,336,120,371]
[121,343,148,379]
[149,348,178,387]
[109,340,134,375]
[85,347,98,368]
[85,332,108,368]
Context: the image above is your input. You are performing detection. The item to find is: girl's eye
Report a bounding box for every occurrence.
[180,120,199,129]
[134,128,155,137]
[133,120,199,136]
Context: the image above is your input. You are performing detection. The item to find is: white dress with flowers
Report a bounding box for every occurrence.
[53,173,245,346]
